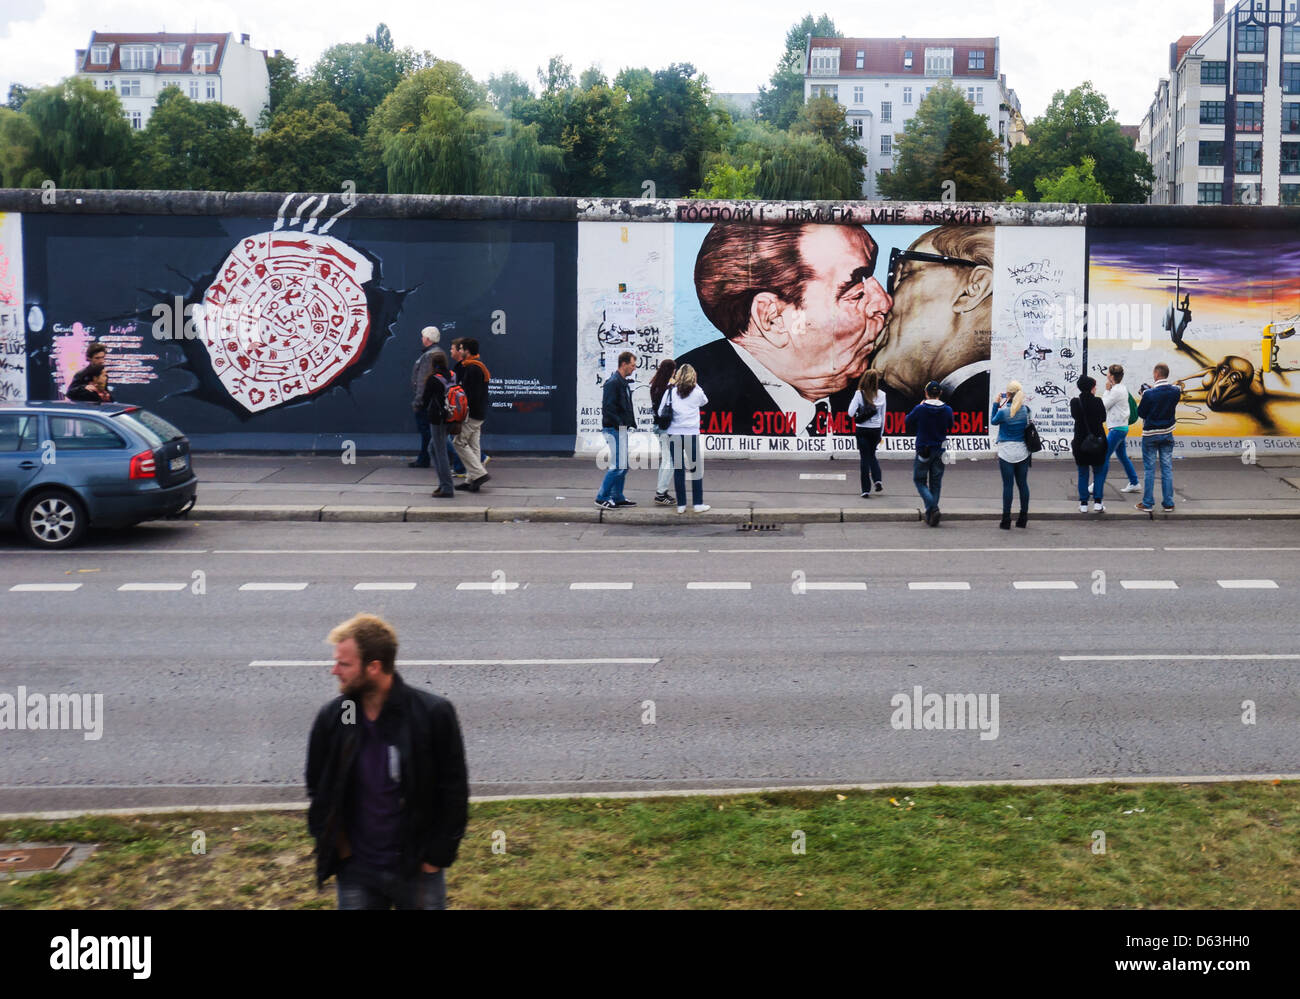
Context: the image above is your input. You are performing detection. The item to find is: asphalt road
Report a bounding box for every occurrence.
[1,518,1297,812]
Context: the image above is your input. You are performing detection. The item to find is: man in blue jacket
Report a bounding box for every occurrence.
[1135,362,1182,513]
[596,351,640,509]
[905,380,955,527]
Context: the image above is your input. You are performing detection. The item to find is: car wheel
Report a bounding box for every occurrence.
[20,489,88,549]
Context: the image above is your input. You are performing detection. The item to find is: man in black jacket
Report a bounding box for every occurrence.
[596,350,639,509]
[306,613,469,909]
[65,341,108,399]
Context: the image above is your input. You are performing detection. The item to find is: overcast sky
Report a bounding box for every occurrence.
[1,0,1220,124]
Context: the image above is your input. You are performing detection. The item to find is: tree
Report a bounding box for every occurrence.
[1009,82,1153,204]
[8,77,135,188]
[537,55,575,96]
[614,63,729,197]
[307,41,407,134]
[755,14,840,130]
[690,162,760,199]
[368,23,394,53]
[7,83,30,111]
[138,87,254,191]
[261,51,298,127]
[791,95,866,181]
[486,71,533,115]
[1032,156,1111,203]
[877,80,1011,201]
[0,109,39,187]
[252,103,360,193]
[702,119,863,200]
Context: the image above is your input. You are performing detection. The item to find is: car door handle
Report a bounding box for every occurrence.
[18,461,38,469]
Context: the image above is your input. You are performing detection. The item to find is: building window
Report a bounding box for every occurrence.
[856,50,865,70]
[189,80,199,99]
[1201,61,1227,84]
[968,50,985,71]
[852,86,864,104]
[1235,140,1263,174]
[90,44,110,64]
[1286,27,1300,55]
[852,118,863,138]
[120,45,157,71]
[119,79,141,98]
[1197,182,1224,205]
[1234,182,1262,204]
[1237,62,1264,94]
[1284,63,1300,95]
[1283,143,1300,174]
[1285,103,1300,133]
[161,44,183,65]
[1201,100,1225,124]
[1281,184,1300,205]
[880,134,892,156]
[1198,140,1224,166]
[810,48,840,74]
[881,101,892,123]
[810,84,839,102]
[976,87,984,105]
[127,111,143,130]
[1237,101,1264,131]
[1237,25,1266,53]
[924,48,953,77]
[903,86,912,104]
[102,79,115,92]
[903,50,913,70]
[206,79,217,100]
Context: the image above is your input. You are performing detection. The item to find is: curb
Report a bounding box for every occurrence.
[186,504,1300,524]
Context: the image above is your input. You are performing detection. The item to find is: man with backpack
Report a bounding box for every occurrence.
[453,338,491,493]
[420,350,462,498]
[408,327,441,468]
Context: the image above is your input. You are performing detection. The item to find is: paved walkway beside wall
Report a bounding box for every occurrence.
[186,453,1300,523]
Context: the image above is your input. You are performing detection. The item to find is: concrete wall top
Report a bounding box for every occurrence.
[1,188,1297,229]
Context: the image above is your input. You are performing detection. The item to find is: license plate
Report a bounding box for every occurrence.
[169,456,188,472]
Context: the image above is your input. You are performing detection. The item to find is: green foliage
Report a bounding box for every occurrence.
[1009,82,1153,204]
[792,95,866,178]
[1033,156,1111,204]
[614,63,729,198]
[702,119,862,201]
[1005,189,1030,203]
[138,88,254,191]
[368,23,394,53]
[877,80,1011,202]
[252,102,360,193]
[261,52,298,128]
[487,71,533,114]
[7,83,31,111]
[8,77,136,188]
[755,14,840,130]
[537,56,575,95]
[690,162,760,199]
[307,40,408,134]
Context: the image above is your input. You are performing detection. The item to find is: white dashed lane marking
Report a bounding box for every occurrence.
[570,583,635,590]
[456,582,521,591]
[354,582,418,591]
[9,583,83,592]
[1120,580,1179,590]
[118,583,187,592]
[239,583,309,592]
[908,582,971,591]
[687,582,752,591]
[1013,581,1079,591]
[801,582,869,591]
[1216,580,1279,590]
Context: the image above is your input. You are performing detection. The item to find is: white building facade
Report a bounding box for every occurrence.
[74,32,270,132]
[803,36,1021,199]
[1141,0,1300,205]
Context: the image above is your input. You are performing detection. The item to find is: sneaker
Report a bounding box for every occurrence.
[930,509,941,527]
[1079,503,1088,513]
[469,474,491,490]
[653,493,673,506]
[453,471,467,479]
[1121,482,1140,493]
[861,491,871,499]
[693,504,711,513]
[1162,505,1176,512]
[483,455,492,465]
[613,499,637,507]
[596,499,616,510]
[431,488,454,498]
[1092,502,1105,514]
[874,481,883,493]
[1135,502,1154,512]
[408,460,430,468]
[677,505,687,513]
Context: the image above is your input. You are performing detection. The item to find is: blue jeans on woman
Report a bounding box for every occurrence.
[1105,426,1138,486]
[998,457,1030,516]
[1078,462,1107,502]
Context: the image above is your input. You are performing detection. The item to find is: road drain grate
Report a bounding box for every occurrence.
[0,846,72,873]
[738,522,783,532]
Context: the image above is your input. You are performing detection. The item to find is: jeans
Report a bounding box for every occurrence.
[597,428,630,503]
[656,432,675,495]
[429,422,455,493]
[912,448,945,514]
[1106,426,1138,485]
[998,457,1030,516]
[448,437,465,474]
[1077,461,1107,502]
[336,864,447,910]
[855,428,882,492]
[1142,434,1175,509]
[413,410,431,465]
[671,434,704,507]
[454,417,487,481]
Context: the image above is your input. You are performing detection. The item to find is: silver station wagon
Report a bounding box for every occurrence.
[0,401,198,548]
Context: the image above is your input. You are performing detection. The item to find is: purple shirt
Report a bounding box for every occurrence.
[346,712,402,872]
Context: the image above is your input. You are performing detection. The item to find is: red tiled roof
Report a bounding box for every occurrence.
[1174,34,1202,67]
[809,36,998,78]
[80,32,229,74]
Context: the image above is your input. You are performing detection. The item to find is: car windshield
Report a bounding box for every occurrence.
[112,409,185,448]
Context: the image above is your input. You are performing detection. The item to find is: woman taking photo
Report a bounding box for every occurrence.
[847,369,886,497]
[647,359,677,506]
[657,363,710,514]
[990,380,1031,529]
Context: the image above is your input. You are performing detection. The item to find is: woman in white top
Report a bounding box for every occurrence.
[846,369,887,497]
[657,363,711,513]
[1101,363,1140,491]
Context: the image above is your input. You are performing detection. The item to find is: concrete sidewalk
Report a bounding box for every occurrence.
[185,452,1300,524]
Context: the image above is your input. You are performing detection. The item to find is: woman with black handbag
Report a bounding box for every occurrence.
[991,379,1032,529]
[847,369,886,498]
[1071,375,1110,514]
[648,360,677,506]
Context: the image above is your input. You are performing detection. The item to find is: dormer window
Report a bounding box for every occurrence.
[90,44,111,64]
[120,45,157,71]
[904,49,913,70]
[192,44,217,72]
[162,44,184,65]
[810,47,840,75]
